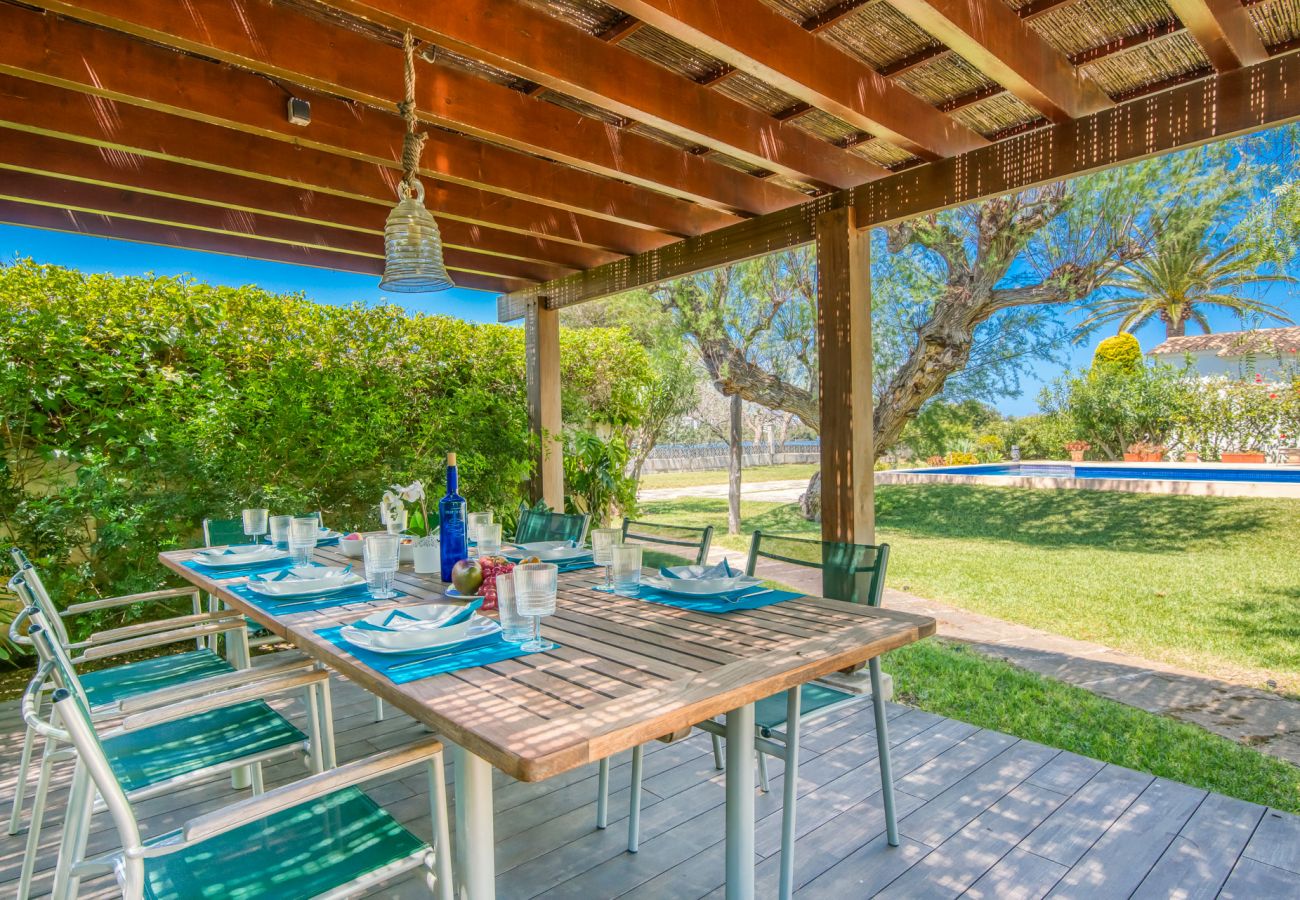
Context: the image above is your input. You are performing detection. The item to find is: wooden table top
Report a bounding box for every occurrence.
[160,545,936,782]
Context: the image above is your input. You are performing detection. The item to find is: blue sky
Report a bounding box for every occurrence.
[4,202,1297,416]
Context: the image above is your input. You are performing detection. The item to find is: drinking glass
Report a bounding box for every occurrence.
[363,533,400,600]
[494,573,532,643]
[477,523,502,557]
[610,544,643,596]
[513,562,558,652]
[590,527,621,590]
[385,505,408,536]
[288,516,318,566]
[242,508,268,544]
[467,511,493,545]
[268,514,292,550]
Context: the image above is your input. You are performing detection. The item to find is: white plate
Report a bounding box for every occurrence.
[641,574,761,597]
[444,586,478,600]
[340,606,500,654]
[245,568,363,598]
[194,547,288,568]
[507,541,592,563]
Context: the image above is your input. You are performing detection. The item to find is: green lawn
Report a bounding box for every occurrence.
[640,484,1300,694]
[638,463,818,491]
[887,640,1300,814]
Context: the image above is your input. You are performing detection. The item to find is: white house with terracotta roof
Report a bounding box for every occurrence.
[1148,327,1300,381]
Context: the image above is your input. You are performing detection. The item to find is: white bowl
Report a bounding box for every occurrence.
[339,605,499,653]
[339,536,365,559]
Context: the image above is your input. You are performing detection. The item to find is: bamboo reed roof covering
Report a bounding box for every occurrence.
[0,0,1296,305]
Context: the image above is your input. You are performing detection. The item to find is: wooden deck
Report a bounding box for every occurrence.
[2,670,1297,899]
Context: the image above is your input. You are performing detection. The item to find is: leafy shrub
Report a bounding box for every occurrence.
[925,455,945,467]
[973,433,1005,462]
[1004,413,1074,460]
[943,451,980,465]
[1173,376,1300,458]
[1044,359,1186,459]
[563,430,638,526]
[0,261,652,639]
[1092,333,1142,373]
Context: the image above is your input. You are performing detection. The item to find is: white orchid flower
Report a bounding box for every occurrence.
[400,481,425,503]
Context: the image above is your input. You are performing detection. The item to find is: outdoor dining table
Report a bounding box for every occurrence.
[160,544,936,900]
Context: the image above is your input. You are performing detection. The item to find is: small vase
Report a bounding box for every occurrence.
[413,538,439,575]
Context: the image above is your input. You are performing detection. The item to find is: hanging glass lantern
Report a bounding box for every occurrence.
[379,179,455,293]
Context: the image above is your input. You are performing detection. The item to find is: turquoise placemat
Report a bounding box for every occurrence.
[183,556,294,579]
[230,581,400,615]
[604,584,802,614]
[316,626,546,684]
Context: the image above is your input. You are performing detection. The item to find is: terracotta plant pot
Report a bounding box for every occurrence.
[1283,448,1300,465]
[1069,450,1085,462]
[1221,451,1266,464]
[1142,451,1165,462]
[1123,452,1142,462]
[1183,452,1200,463]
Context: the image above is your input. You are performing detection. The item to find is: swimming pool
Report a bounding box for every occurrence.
[875,462,1300,498]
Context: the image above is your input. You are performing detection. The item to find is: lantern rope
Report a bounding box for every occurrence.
[396,30,427,196]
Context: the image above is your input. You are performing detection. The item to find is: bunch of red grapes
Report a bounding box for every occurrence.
[477,555,514,610]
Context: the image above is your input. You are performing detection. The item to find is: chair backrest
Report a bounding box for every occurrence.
[620,519,713,568]
[30,623,147,893]
[515,509,590,546]
[202,517,245,547]
[744,531,890,606]
[7,556,73,648]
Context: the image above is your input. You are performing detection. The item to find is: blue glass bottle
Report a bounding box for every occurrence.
[439,452,468,581]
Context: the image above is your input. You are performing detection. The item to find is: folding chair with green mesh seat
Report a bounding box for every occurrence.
[18,616,337,900]
[619,519,713,568]
[514,508,590,546]
[31,634,452,900]
[607,531,898,900]
[4,551,248,841]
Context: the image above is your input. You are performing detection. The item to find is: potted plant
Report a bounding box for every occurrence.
[1144,444,1166,463]
[1123,441,1147,462]
[1183,450,1200,463]
[1283,447,1300,465]
[1065,440,1090,463]
[1222,450,1267,464]
[385,481,437,573]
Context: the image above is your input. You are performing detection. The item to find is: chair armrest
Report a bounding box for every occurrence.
[179,736,444,845]
[75,619,246,663]
[115,668,329,732]
[62,586,200,616]
[80,610,243,647]
[108,651,314,715]
[8,606,34,647]
[22,663,71,742]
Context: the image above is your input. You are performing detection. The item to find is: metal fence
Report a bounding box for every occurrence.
[640,440,820,473]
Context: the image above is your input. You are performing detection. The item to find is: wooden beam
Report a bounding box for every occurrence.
[0,128,621,273]
[596,0,986,160]
[26,0,807,217]
[1069,21,1185,67]
[886,0,1112,122]
[318,0,885,190]
[0,4,740,241]
[1163,0,1270,71]
[0,74,670,258]
[1017,0,1081,21]
[0,200,524,293]
[525,299,564,509]
[0,169,568,283]
[803,0,879,33]
[815,206,873,545]
[500,51,1300,319]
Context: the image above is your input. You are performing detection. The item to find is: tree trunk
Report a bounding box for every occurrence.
[1163,309,1188,338]
[728,392,742,535]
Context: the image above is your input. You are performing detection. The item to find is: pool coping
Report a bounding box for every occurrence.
[876,460,1300,499]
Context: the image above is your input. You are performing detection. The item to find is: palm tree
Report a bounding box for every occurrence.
[1081,234,1294,339]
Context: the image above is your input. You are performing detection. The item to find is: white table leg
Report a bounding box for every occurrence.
[452,743,496,900]
[725,703,756,900]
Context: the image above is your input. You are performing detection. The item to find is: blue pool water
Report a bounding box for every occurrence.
[920,463,1300,485]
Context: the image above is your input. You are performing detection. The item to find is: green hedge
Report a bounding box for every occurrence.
[0,261,651,628]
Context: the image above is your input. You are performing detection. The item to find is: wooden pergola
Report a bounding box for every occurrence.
[2,0,1299,541]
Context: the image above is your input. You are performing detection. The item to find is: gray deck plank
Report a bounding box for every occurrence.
[1218,856,1300,899]
[1046,777,1207,899]
[1017,763,1153,867]
[962,847,1069,900]
[1,673,1293,899]
[1242,808,1300,875]
[1132,792,1267,900]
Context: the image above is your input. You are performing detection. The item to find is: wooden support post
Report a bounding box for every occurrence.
[526,298,564,510]
[815,207,874,547]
